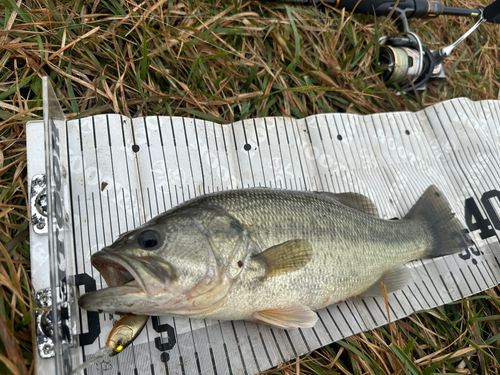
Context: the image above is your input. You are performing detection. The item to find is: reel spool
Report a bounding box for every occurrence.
[378,32,440,93]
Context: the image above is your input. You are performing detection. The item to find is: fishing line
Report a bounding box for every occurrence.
[76,318,278,375]
[70,345,114,374]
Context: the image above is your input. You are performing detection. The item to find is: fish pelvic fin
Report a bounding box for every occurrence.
[252,240,313,278]
[252,305,318,330]
[405,185,472,258]
[358,265,410,298]
[317,192,379,217]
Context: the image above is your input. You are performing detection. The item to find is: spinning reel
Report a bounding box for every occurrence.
[270,0,500,92]
[375,0,500,92]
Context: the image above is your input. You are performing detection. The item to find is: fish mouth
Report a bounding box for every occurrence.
[91,253,143,291]
[91,251,171,297]
[78,250,173,313]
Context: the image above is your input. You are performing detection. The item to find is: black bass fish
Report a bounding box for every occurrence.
[79,185,467,329]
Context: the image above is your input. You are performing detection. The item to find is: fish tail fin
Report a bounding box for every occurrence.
[404,185,471,258]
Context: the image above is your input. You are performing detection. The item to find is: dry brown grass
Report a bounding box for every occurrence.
[0,0,499,374]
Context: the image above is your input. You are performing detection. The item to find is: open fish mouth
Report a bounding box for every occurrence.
[91,251,172,297]
[78,251,173,313]
[92,253,144,291]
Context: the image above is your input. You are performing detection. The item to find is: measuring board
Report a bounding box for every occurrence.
[27,78,500,375]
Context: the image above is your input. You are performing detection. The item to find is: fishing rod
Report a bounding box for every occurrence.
[266,0,500,92]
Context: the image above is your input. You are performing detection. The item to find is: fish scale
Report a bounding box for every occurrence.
[79,185,468,330]
[204,191,421,316]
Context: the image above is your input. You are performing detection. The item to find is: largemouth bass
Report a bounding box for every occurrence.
[79,185,467,329]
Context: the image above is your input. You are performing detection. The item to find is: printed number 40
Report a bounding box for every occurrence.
[465,190,500,239]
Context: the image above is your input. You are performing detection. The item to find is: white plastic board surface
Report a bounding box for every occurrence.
[28,95,500,375]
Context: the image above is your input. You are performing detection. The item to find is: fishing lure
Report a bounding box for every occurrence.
[106,314,149,355]
[70,315,149,374]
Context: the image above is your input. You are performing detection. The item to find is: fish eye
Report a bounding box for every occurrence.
[137,230,160,250]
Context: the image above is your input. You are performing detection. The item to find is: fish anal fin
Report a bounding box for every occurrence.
[318,192,379,217]
[253,239,313,278]
[358,266,410,298]
[252,305,318,330]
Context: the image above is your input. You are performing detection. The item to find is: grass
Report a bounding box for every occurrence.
[0,0,499,374]
[266,291,500,374]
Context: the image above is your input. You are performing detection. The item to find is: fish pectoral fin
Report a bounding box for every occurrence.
[358,266,410,298]
[318,192,379,217]
[252,305,318,330]
[252,240,313,278]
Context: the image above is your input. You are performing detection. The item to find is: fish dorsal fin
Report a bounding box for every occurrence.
[252,240,313,278]
[318,192,379,217]
[358,266,410,298]
[252,305,318,329]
